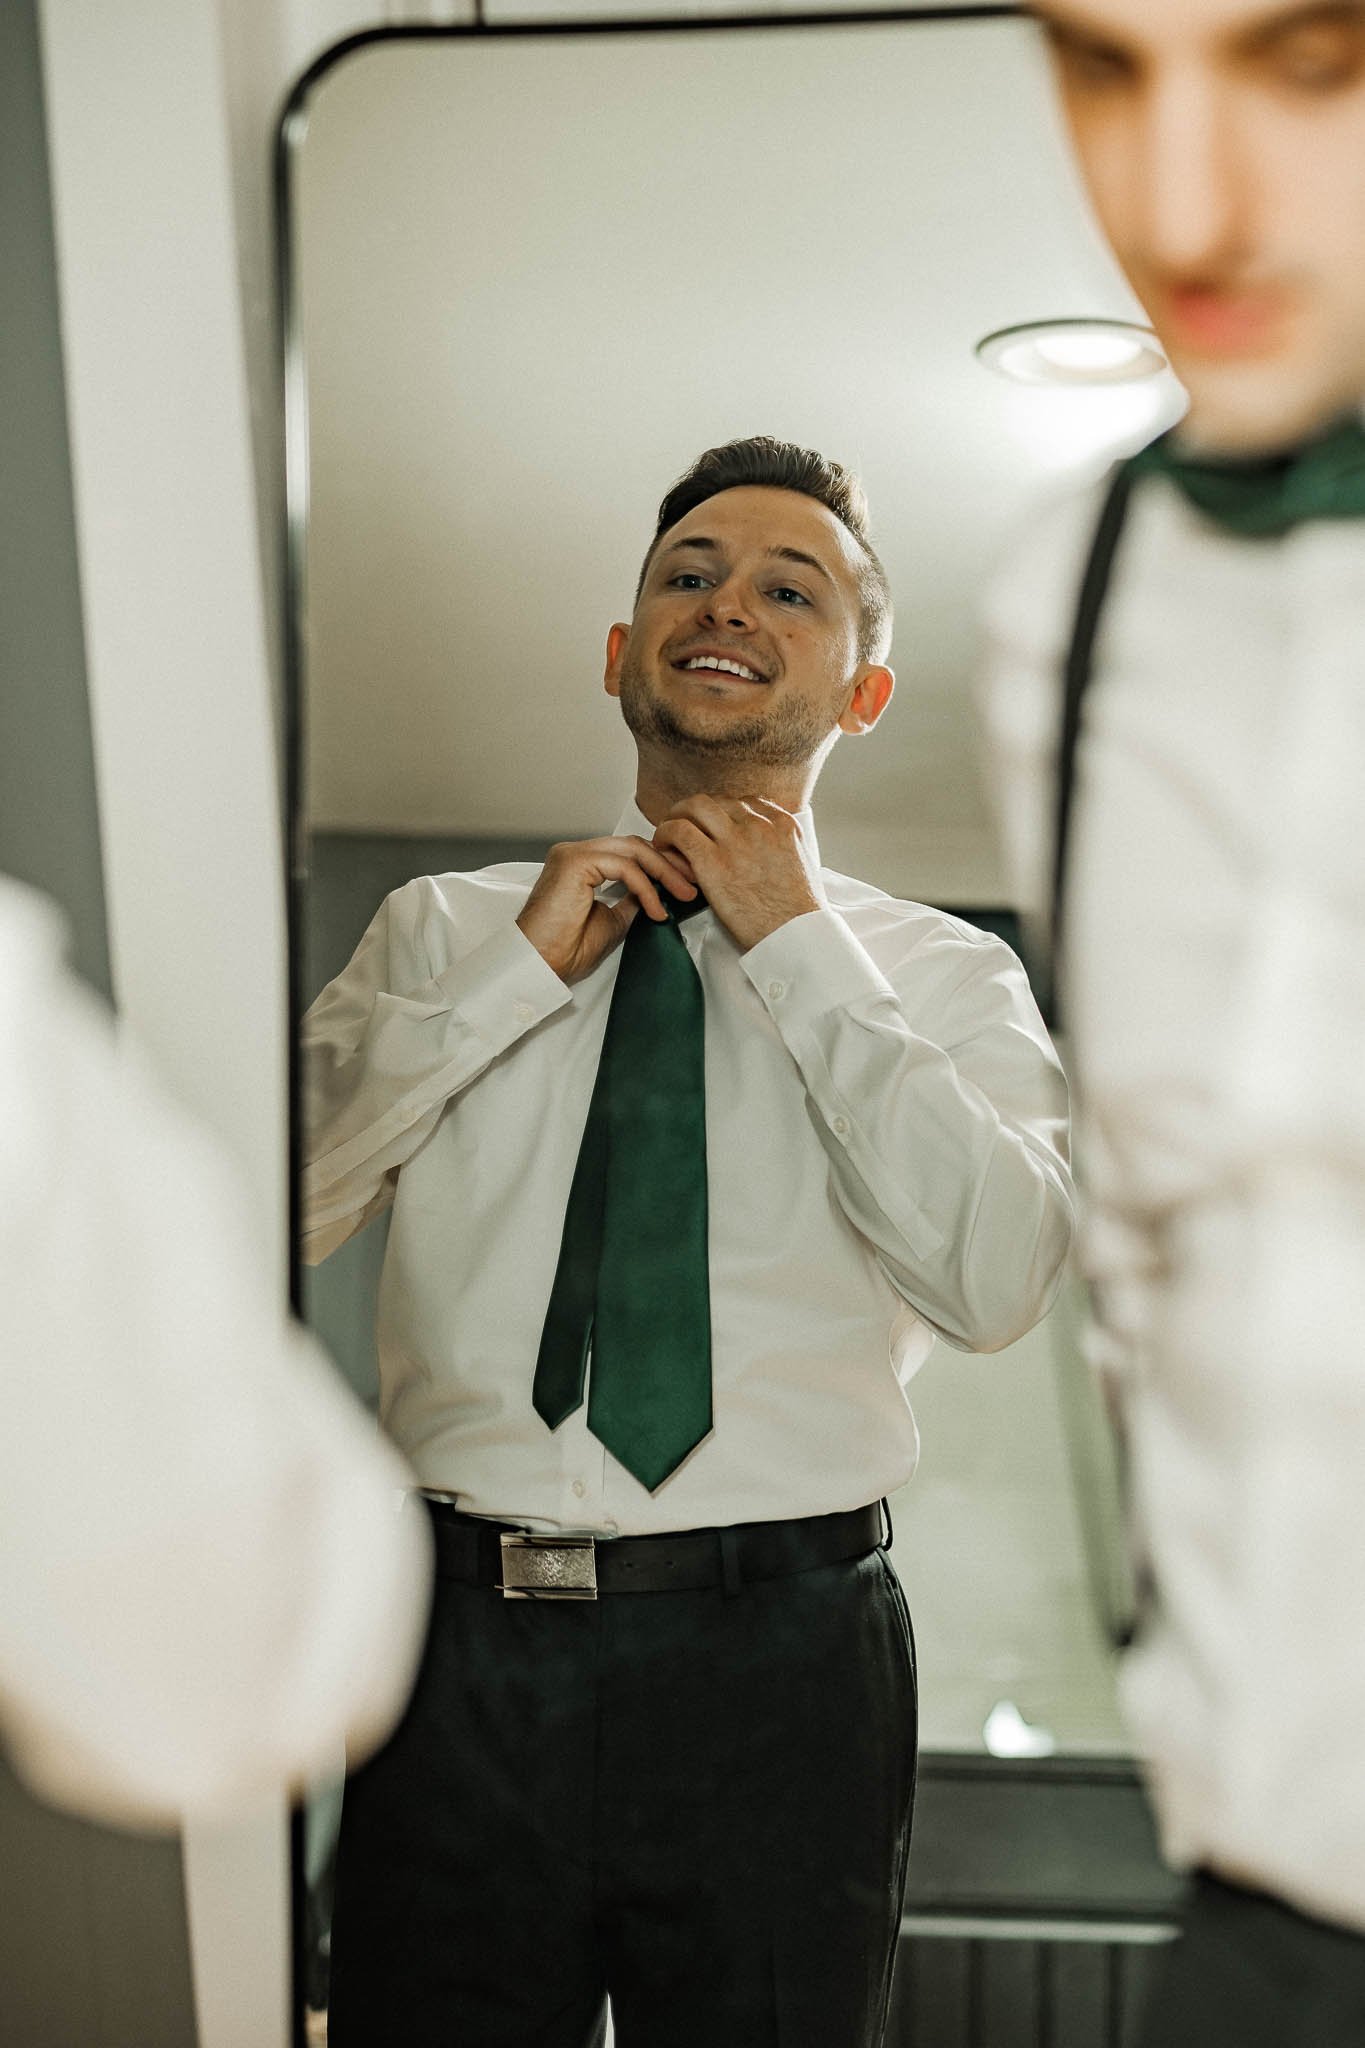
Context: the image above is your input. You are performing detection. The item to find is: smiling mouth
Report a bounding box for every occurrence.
[674,655,768,684]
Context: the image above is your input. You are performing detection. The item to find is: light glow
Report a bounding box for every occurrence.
[978,320,1168,387]
[983,1698,1057,1759]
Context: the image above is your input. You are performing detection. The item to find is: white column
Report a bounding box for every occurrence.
[38,2,295,2042]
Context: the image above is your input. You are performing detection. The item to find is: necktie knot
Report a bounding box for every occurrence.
[664,887,707,926]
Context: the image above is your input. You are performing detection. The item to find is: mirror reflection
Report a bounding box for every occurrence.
[288,16,1186,2040]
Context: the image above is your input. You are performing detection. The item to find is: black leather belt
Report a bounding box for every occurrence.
[424,1498,887,1601]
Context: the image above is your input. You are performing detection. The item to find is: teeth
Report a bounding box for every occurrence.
[684,656,762,682]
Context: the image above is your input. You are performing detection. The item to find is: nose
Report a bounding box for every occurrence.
[696,576,756,634]
[1136,68,1245,278]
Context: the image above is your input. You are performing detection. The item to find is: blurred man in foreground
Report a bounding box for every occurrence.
[0,877,430,1824]
[979,4,1365,2041]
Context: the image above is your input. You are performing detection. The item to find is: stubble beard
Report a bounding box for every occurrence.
[615,651,837,771]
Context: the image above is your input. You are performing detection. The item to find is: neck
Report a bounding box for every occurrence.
[632,749,819,825]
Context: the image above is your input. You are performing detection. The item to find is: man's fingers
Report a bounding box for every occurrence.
[630,840,698,898]
[662,794,741,838]
[546,836,695,907]
[595,836,696,901]
[653,818,713,872]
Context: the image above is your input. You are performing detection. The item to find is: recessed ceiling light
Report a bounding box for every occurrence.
[977,319,1168,387]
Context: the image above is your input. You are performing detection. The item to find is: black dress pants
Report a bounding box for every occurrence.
[1138,1870,1365,2048]
[327,1536,917,2048]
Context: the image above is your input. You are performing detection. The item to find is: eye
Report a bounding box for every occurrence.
[1045,23,1138,89]
[770,585,811,607]
[668,572,713,591]
[1262,22,1365,92]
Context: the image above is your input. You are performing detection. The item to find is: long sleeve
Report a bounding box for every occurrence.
[302,874,572,1260]
[0,884,432,1827]
[741,907,1074,1351]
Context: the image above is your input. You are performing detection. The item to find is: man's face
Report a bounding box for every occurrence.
[1034,0,1365,451]
[605,486,892,775]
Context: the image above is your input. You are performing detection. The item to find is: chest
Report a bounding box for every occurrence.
[1062,506,1362,1102]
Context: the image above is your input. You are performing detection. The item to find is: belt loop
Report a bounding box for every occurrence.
[878,1498,893,1552]
[719,1526,744,1598]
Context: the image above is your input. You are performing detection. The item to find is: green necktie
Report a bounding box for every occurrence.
[1130,410,1365,537]
[533,890,711,1492]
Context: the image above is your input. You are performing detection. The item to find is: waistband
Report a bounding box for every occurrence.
[423,1498,887,1598]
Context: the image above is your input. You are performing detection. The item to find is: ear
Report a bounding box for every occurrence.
[838,665,894,737]
[604,622,630,699]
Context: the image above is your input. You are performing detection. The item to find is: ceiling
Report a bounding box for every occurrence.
[293,15,1184,903]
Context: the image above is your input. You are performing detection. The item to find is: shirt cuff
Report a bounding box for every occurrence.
[433,921,571,1053]
[741,908,893,1038]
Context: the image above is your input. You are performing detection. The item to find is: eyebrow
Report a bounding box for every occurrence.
[1033,0,1365,56]
[1236,0,1365,54]
[659,537,836,586]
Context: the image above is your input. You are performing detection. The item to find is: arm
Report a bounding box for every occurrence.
[302,876,572,1260]
[654,795,1073,1351]
[742,908,1074,1350]
[0,884,432,1824]
[303,836,696,1261]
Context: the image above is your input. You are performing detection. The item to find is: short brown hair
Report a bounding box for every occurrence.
[636,436,893,664]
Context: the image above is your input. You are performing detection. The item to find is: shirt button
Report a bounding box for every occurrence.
[832,1115,849,1138]
[767,979,786,1001]
[603,1518,619,1535]
[514,1001,535,1025]
[572,1480,586,1499]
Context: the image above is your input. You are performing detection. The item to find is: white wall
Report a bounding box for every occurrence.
[34,1,363,2042]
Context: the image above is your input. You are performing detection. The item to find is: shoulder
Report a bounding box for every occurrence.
[822,872,1027,991]
[0,877,68,999]
[353,860,544,981]
[0,880,112,1209]
[381,860,543,929]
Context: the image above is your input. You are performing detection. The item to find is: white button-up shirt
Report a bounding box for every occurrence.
[978,472,1365,1932]
[303,801,1072,1535]
[0,882,431,1825]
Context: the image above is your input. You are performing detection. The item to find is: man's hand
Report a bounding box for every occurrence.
[516,836,698,983]
[652,797,826,953]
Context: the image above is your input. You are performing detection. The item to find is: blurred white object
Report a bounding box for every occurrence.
[0,879,431,1824]
[983,1699,1057,1759]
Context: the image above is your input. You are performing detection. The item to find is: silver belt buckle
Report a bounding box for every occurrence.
[498,1532,598,1601]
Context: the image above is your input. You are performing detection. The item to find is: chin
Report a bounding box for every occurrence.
[1174,350,1365,458]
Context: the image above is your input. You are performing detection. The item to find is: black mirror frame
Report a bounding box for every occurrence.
[274,11,1061,2040]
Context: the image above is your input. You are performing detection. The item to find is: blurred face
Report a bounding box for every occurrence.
[605,486,892,775]
[1034,0,1365,451]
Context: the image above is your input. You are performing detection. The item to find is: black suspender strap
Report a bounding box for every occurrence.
[1047,459,1152,1652]
[1045,459,1140,1026]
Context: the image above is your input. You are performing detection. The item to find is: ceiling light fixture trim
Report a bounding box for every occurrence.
[977,318,1168,387]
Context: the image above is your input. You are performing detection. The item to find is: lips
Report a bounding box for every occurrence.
[1162,284,1290,357]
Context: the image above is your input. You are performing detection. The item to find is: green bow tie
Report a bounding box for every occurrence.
[1129,411,1365,537]
[533,890,711,1493]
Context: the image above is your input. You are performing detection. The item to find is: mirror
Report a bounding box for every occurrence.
[283,14,1186,2035]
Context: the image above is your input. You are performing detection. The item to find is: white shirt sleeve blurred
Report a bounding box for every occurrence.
[0,879,432,1827]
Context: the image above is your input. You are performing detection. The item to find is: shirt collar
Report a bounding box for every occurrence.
[612,795,822,872]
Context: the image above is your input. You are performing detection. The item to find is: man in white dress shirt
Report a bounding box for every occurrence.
[979,5,1365,2040]
[0,878,431,1825]
[304,436,1073,2048]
